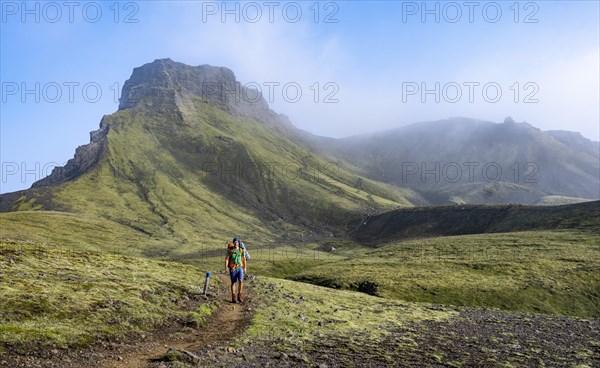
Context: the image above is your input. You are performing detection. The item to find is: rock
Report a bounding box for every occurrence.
[226,347,235,353]
[165,348,201,364]
[118,59,277,125]
[117,356,123,361]
[275,352,288,359]
[290,353,309,363]
[319,364,329,368]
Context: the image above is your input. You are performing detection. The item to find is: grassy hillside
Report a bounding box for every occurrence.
[4,242,597,367]
[0,211,156,256]
[2,95,418,256]
[292,230,600,318]
[0,239,213,349]
[1,228,597,365]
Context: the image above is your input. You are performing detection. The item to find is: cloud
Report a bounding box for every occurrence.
[532,47,600,137]
[163,5,350,135]
[124,3,600,140]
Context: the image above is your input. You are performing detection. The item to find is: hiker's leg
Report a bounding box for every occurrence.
[237,268,244,302]
[237,280,244,302]
[230,270,238,303]
[239,268,244,292]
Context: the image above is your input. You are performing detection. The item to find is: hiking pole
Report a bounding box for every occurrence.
[203,272,211,295]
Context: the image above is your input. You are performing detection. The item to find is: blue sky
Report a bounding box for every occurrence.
[1,1,599,193]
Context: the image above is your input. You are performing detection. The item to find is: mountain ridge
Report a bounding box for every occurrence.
[313,116,599,204]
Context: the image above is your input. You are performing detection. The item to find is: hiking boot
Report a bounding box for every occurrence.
[231,295,237,304]
[237,293,243,303]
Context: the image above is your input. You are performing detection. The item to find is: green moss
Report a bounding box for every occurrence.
[186,303,216,328]
[243,276,456,357]
[291,230,600,318]
[0,241,212,348]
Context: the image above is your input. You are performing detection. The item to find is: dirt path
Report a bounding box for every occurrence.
[102,273,254,368]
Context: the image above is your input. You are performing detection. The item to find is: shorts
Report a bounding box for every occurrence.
[230,267,244,284]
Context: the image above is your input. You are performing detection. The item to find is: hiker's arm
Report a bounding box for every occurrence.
[242,255,246,273]
[225,255,230,272]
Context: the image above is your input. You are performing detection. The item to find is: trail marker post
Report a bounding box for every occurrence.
[203,271,211,295]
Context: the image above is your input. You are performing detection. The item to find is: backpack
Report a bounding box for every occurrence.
[227,244,244,270]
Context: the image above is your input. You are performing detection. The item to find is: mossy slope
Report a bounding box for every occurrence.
[0,240,213,349]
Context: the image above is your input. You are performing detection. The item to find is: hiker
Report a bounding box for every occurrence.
[225,237,247,303]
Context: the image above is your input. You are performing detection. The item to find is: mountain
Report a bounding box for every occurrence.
[0,59,418,250]
[315,117,600,205]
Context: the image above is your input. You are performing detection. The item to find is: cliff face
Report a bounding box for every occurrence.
[31,118,109,188]
[118,58,280,125]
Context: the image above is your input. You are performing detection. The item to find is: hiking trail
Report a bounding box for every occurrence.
[103,273,254,368]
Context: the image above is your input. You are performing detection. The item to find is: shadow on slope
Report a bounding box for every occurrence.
[350,200,599,246]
